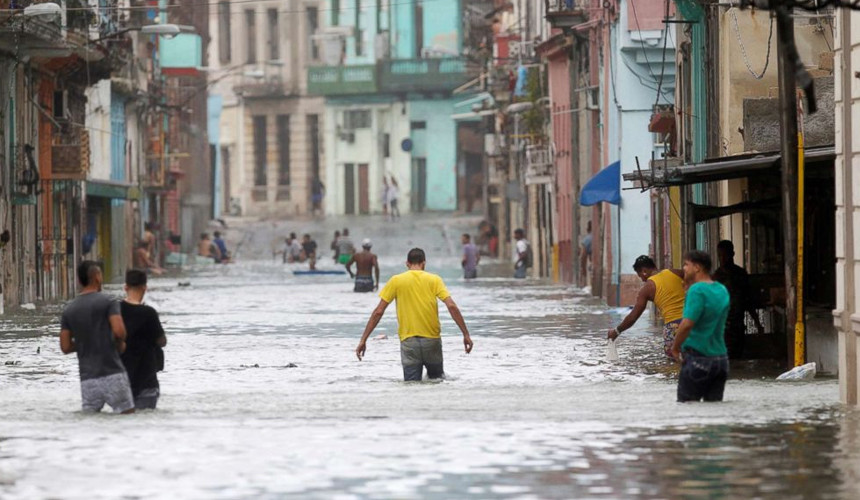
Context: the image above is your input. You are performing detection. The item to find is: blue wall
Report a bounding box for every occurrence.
[410,98,457,211]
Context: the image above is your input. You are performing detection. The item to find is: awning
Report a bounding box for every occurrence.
[86,181,140,200]
[623,146,835,188]
[581,161,621,206]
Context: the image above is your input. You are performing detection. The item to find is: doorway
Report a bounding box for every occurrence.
[358,163,369,214]
[411,158,426,212]
[344,163,355,214]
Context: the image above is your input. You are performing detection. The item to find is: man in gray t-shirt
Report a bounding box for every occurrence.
[461,233,480,279]
[60,261,134,414]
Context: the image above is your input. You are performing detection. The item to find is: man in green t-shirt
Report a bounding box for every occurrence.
[670,250,731,402]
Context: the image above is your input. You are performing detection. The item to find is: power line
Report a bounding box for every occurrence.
[0,0,448,16]
[653,0,670,109]
[628,0,672,105]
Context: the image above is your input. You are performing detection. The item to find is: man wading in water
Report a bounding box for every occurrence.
[346,239,380,292]
[60,261,134,414]
[607,255,686,358]
[671,251,730,402]
[355,248,474,381]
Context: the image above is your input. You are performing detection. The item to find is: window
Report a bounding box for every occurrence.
[410,121,427,130]
[307,7,319,60]
[382,133,390,158]
[245,9,257,64]
[218,1,231,63]
[307,114,321,180]
[332,0,340,25]
[267,8,279,60]
[277,115,290,186]
[253,115,267,186]
[343,109,371,129]
[354,0,363,56]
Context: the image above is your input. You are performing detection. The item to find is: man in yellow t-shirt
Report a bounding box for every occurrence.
[355,248,474,381]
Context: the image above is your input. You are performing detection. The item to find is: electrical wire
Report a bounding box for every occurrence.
[653,0,671,109]
[629,0,672,105]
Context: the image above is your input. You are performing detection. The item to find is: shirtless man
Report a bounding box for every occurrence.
[133,242,164,275]
[346,239,380,293]
[198,233,222,262]
[607,255,687,358]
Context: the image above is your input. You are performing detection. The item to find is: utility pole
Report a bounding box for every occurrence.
[775,4,799,368]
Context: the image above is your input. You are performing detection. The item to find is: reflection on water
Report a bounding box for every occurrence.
[0,217,858,499]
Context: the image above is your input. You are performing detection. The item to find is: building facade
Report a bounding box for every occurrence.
[208,0,325,219]
[310,0,480,216]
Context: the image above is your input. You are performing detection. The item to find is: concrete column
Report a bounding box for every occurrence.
[836,8,858,404]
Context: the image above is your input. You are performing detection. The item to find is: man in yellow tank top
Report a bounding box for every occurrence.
[607,255,686,358]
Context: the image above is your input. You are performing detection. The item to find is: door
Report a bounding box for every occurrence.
[344,163,355,214]
[411,158,426,212]
[358,163,369,214]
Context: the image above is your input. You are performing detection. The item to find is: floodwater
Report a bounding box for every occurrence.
[1,215,859,499]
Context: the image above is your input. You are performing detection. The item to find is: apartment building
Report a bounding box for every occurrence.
[209,1,325,218]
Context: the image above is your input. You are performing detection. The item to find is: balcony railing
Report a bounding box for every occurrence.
[234,64,291,98]
[545,0,590,29]
[307,65,378,96]
[525,145,554,185]
[379,58,475,93]
[307,58,476,96]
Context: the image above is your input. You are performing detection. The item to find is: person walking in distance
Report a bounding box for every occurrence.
[355,248,474,381]
[579,221,593,286]
[382,177,391,216]
[461,233,480,279]
[513,228,532,279]
[388,177,401,221]
[346,239,380,292]
[671,251,731,402]
[607,255,686,358]
[337,228,356,265]
[331,230,341,263]
[59,261,134,414]
[301,234,318,270]
[120,270,167,410]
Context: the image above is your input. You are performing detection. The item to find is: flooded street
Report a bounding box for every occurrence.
[1,216,859,499]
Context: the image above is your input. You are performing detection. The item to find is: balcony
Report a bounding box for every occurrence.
[525,145,553,185]
[0,1,67,58]
[379,58,475,94]
[545,0,590,29]
[307,65,378,96]
[234,63,291,98]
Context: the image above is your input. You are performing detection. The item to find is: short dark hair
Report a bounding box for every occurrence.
[684,250,713,273]
[407,248,426,264]
[126,269,148,288]
[137,241,149,249]
[343,228,349,235]
[633,255,657,272]
[214,231,221,238]
[77,261,101,287]
[717,240,734,254]
[462,233,471,241]
[514,228,525,237]
[200,233,209,240]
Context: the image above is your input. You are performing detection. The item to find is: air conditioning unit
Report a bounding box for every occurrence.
[510,41,536,61]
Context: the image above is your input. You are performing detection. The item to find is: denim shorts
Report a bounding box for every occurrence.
[677,349,729,403]
[400,336,444,381]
